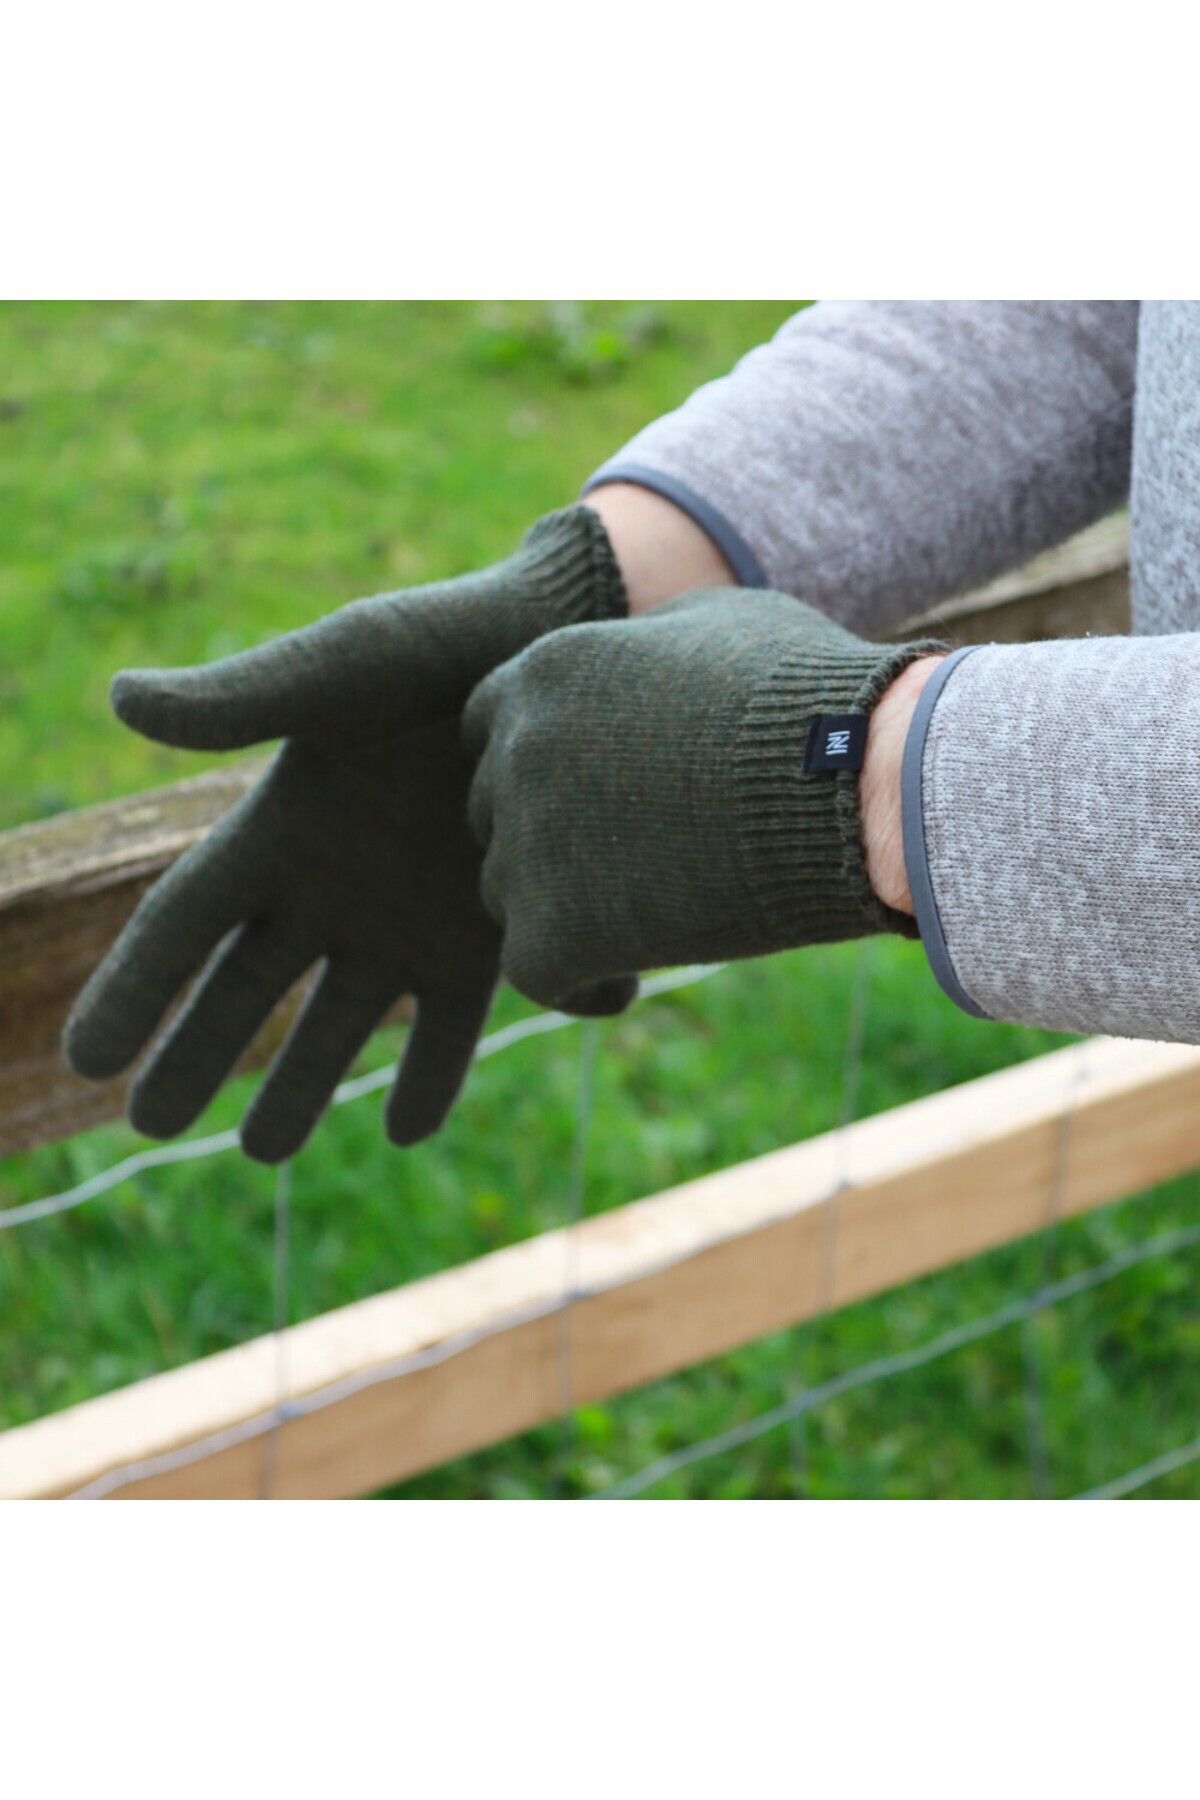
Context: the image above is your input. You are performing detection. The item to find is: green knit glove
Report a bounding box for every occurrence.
[64,507,628,1163]
[463,588,947,1008]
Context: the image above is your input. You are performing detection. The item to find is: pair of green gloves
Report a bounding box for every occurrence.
[65,507,942,1162]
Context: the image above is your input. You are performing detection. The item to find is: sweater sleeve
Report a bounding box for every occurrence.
[904,632,1200,1042]
[585,301,1139,636]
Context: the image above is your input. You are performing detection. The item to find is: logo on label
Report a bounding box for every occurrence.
[804,713,868,774]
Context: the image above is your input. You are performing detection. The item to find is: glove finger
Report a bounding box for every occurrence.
[128,920,315,1140]
[110,602,419,751]
[63,833,261,1081]
[239,962,392,1165]
[385,986,494,1147]
[476,837,511,935]
[460,662,509,763]
[559,976,640,1017]
[465,748,496,850]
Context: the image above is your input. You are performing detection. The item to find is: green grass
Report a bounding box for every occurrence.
[2,301,1197,1499]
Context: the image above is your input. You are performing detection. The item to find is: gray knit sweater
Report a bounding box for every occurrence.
[586,301,1200,1042]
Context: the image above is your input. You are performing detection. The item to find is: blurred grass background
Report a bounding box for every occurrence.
[1,300,1197,1498]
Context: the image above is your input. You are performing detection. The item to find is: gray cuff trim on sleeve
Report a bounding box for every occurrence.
[900,644,991,1020]
[581,464,768,588]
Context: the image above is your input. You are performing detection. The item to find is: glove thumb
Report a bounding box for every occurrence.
[110,604,420,750]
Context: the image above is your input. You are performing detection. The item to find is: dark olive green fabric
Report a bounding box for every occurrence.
[464,588,947,1010]
[63,507,628,1163]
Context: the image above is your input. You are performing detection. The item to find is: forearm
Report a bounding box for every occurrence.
[895,633,1200,1042]
[574,499,1200,1050]
[586,301,1139,635]
[580,469,1200,1049]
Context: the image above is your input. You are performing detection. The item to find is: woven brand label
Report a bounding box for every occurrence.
[803,713,869,773]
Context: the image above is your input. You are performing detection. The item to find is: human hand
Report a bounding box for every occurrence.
[464,587,946,1010]
[64,507,628,1161]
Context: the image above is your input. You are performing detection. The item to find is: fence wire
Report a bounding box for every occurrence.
[595,1218,1200,1498]
[0,965,723,1233]
[1020,1040,1089,1500]
[259,1159,292,1502]
[2,958,1197,1501]
[1076,1434,1200,1500]
[62,1210,1200,1501]
[787,936,872,1496]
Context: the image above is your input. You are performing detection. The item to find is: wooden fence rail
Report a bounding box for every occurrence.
[2,515,1164,1500]
[1,1033,1196,1498]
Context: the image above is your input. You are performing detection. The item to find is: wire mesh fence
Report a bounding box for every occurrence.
[2,952,1199,1500]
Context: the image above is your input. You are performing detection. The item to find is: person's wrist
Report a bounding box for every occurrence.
[859,653,946,915]
[581,482,735,614]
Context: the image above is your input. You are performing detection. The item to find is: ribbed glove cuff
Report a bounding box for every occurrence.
[517,506,629,625]
[734,635,948,945]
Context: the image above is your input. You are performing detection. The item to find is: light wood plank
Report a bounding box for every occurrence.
[2,1033,1195,1499]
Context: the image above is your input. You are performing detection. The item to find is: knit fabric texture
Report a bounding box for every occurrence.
[584,297,1200,1044]
[919,633,1200,1040]
[908,303,1200,1037]
[464,587,945,1011]
[587,300,1138,636]
[64,506,629,1163]
[1131,301,1200,634]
